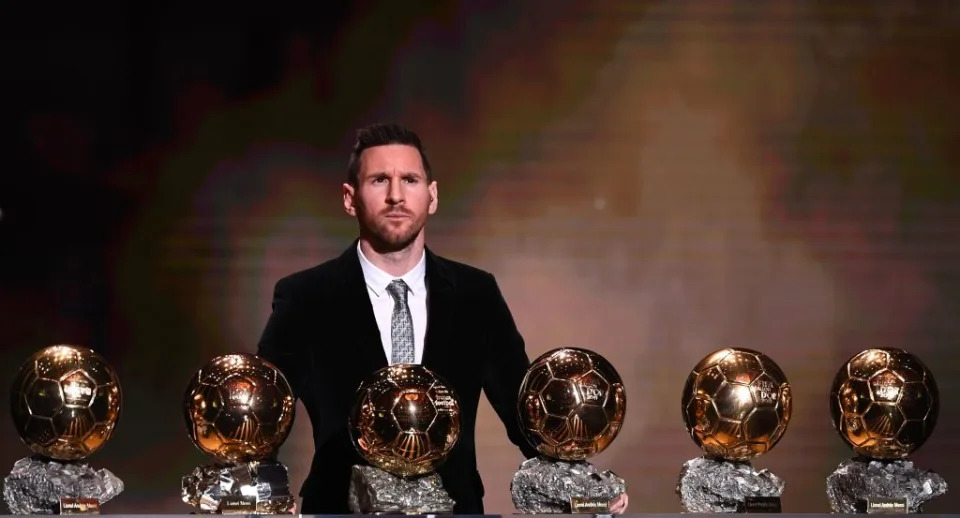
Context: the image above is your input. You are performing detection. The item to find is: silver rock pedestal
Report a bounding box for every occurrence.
[181,460,295,514]
[510,457,626,514]
[2,457,123,515]
[826,458,948,514]
[348,465,455,514]
[676,456,784,513]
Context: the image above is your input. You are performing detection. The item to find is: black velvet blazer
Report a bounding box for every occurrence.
[257,241,537,514]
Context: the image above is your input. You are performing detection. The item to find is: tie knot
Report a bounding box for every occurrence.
[386,279,409,303]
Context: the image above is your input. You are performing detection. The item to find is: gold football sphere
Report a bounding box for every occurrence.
[349,364,461,477]
[10,344,122,461]
[517,347,626,461]
[681,347,792,461]
[183,353,296,463]
[830,348,939,460]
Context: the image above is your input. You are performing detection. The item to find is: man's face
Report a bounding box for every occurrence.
[343,144,438,251]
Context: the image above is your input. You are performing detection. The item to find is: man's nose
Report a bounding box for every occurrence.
[386,178,404,203]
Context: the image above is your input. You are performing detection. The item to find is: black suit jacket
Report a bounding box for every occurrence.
[257,242,538,514]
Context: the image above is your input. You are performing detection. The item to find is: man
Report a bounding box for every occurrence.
[256,123,538,514]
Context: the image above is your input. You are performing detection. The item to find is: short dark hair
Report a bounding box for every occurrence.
[346,123,433,186]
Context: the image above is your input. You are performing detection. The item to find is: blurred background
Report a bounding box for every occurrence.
[2,0,959,513]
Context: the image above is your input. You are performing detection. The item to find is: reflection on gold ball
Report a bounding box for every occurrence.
[350,364,461,477]
[681,348,792,461]
[183,353,295,463]
[517,347,626,461]
[10,344,122,461]
[830,348,938,460]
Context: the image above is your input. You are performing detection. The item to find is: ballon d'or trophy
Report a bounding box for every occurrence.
[348,364,461,514]
[181,353,296,514]
[826,348,947,513]
[677,347,792,513]
[3,344,123,514]
[511,347,627,514]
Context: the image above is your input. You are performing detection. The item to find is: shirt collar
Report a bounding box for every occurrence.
[357,242,427,298]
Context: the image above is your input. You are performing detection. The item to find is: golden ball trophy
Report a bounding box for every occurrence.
[347,364,461,514]
[3,344,123,514]
[677,347,792,513]
[826,348,947,513]
[181,353,296,514]
[511,347,627,514]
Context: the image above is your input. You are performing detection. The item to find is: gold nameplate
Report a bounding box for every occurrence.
[569,496,611,514]
[59,497,100,514]
[867,496,908,514]
[742,496,781,513]
[219,496,258,514]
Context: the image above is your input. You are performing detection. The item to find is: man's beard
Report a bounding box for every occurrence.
[361,212,424,253]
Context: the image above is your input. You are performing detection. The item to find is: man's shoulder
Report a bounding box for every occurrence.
[429,252,497,288]
[274,255,347,295]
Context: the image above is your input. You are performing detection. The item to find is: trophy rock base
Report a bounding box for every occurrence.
[676,456,784,513]
[510,456,626,514]
[348,465,455,514]
[181,460,295,514]
[826,458,948,514]
[2,456,123,515]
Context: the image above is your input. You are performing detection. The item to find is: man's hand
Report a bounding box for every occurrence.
[610,493,629,514]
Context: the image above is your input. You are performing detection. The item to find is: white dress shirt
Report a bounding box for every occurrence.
[357,243,427,364]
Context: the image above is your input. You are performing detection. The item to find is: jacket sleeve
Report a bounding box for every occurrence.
[481,274,539,459]
[257,277,304,399]
[256,275,345,452]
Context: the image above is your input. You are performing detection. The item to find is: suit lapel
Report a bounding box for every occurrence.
[335,243,454,373]
[422,248,454,370]
[336,243,388,373]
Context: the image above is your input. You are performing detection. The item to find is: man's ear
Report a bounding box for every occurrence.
[428,181,438,215]
[343,183,357,216]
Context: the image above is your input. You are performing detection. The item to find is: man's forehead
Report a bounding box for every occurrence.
[359,144,424,171]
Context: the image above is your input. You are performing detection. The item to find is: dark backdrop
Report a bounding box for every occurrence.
[2,1,959,513]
